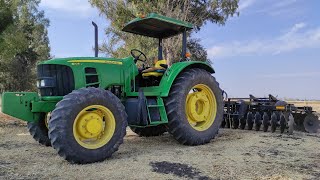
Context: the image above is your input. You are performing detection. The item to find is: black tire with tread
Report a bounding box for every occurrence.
[27,113,51,146]
[48,88,127,164]
[130,125,167,137]
[164,68,224,146]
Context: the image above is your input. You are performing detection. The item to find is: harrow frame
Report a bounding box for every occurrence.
[222,93,319,133]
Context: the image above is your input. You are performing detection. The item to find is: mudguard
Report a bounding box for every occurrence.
[159,61,215,97]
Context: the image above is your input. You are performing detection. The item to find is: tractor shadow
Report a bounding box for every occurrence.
[112,132,185,160]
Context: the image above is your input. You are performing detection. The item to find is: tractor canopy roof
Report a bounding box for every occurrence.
[122,13,193,39]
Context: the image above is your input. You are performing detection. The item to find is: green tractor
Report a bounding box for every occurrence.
[1,13,223,164]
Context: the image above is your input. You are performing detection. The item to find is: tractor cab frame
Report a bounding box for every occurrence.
[122,13,193,61]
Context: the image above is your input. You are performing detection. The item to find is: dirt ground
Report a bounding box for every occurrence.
[0,103,320,180]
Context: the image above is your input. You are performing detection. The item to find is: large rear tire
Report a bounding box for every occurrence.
[49,88,127,164]
[130,125,167,137]
[27,113,51,146]
[164,68,224,146]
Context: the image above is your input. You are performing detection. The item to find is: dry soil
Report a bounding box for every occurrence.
[0,102,319,180]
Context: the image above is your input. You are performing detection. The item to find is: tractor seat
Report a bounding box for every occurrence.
[142,60,167,77]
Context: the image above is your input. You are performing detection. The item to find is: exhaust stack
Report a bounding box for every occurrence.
[92,21,98,57]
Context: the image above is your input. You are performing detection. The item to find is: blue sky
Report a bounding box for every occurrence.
[39,0,320,100]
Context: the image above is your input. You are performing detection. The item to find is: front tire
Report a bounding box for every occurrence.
[27,113,51,146]
[49,88,127,164]
[164,68,224,146]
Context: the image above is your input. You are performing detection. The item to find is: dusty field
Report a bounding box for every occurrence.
[0,101,319,180]
[0,115,319,180]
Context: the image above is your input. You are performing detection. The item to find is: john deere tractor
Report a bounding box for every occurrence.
[1,13,223,164]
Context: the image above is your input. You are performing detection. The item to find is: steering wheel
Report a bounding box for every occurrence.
[130,49,147,64]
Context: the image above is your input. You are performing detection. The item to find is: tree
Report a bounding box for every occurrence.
[90,0,238,65]
[0,0,50,92]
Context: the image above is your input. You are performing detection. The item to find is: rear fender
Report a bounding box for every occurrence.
[159,61,215,97]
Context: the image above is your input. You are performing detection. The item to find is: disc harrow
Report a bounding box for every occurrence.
[222,93,320,134]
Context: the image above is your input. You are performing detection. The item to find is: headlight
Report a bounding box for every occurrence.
[37,78,54,88]
[40,80,46,87]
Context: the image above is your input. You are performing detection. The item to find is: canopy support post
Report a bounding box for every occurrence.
[181,29,187,61]
[158,38,163,60]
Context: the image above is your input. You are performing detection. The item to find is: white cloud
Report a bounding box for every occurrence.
[273,0,298,8]
[238,0,256,12]
[255,0,302,17]
[40,0,94,16]
[239,0,303,18]
[208,23,320,59]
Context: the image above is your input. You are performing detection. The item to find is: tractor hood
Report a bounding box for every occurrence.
[39,57,126,66]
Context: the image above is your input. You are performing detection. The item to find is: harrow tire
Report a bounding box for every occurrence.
[262,112,269,132]
[254,112,262,131]
[164,68,224,146]
[271,112,278,133]
[247,112,254,130]
[27,113,51,146]
[130,125,167,137]
[49,88,127,164]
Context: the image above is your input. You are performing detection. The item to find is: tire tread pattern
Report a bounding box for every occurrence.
[164,68,224,146]
[48,87,127,164]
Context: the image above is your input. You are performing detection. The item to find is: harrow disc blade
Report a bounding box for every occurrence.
[247,112,254,130]
[254,112,262,131]
[288,113,294,135]
[233,116,239,129]
[270,112,278,133]
[303,114,320,133]
[221,117,227,128]
[262,112,269,132]
[279,113,286,134]
[240,117,246,130]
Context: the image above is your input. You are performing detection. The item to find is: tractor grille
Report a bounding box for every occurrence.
[37,64,75,96]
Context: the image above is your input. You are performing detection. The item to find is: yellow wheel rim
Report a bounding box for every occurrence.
[73,105,116,149]
[185,84,217,131]
[45,112,50,129]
